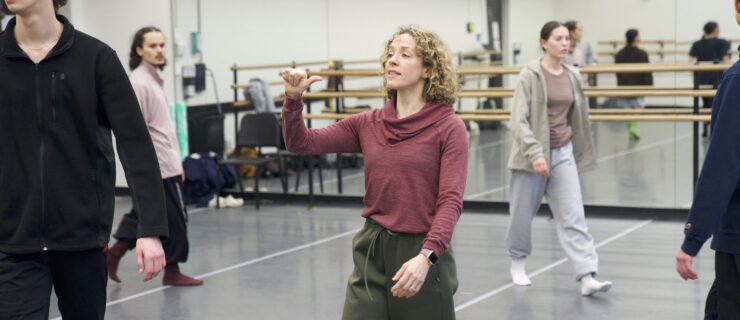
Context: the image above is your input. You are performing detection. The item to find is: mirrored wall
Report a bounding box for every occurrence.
[170,0,738,209]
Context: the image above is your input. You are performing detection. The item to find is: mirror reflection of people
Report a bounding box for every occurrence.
[0,0,167,318]
[689,21,731,138]
[614,29,653,141]
[106,26,203,287]
[506,21,611,296]
[564,20,592,87]
[281,25,468,319]
[676,2,740,318]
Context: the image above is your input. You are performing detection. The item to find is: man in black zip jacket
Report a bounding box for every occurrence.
[0,0,168,319]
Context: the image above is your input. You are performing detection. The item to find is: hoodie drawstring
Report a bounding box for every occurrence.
[363,220,399,300]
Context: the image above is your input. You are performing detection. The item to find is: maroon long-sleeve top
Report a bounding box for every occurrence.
[282,96,468,255]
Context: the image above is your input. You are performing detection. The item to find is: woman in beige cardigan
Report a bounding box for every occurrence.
[505,21,611,296]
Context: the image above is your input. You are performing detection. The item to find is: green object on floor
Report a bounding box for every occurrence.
[627,121,640,140]
[169,102,189,160]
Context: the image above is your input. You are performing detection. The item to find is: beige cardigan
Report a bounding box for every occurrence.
[507,59,597,173]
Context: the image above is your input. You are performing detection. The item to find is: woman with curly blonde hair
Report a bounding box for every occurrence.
[280,25,467,319]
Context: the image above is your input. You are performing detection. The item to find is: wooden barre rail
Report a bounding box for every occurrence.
[321,108,712,115]
[302,113,710,122]
[301,89,716,99]
[462,85,712,92]
[233,96,285,107]
[599,39,740,46]
[303,63,731,77]
[232,50,503,71]
[598,50,688,57]
[598,50,739,57]
[598,39,676,46]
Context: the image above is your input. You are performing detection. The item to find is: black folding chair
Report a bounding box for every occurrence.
[217,113,287,209]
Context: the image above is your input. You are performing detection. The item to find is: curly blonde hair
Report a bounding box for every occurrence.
[381,25,458,105]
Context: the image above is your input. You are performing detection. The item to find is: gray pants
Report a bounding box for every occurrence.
[506,141,599,279]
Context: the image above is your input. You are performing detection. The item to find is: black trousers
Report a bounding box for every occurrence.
[114,176,189,264]
[700,81,718,136]
[705,251,740,320]
[0,247,107,320]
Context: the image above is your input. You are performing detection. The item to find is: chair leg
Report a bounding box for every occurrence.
[307,156,314,207]
[317,159,324,193]
[294,156,303,192]
[255,166,261,210]
[216,165,222,209]
[235,165,245,196]
[279,156,287,195]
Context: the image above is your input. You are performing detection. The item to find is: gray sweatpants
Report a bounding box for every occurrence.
[506,141,599,279]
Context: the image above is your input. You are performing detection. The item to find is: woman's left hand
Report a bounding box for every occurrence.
[390,254,431,298]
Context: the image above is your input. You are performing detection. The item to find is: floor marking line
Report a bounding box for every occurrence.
[454,219,652,312]
[100,227,361,309]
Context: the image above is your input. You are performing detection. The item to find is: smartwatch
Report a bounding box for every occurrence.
[424,250,438,265]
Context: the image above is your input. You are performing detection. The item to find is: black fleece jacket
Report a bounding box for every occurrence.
[0,15,168,254]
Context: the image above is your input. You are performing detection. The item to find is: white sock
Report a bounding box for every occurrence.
[580,274,612,296]
[510,258,531,286]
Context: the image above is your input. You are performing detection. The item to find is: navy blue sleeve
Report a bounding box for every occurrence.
[689,42,698,58]
[722,40,731,57]
[681,72,740,256]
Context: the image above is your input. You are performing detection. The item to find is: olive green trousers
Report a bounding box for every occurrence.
[342,219,458,320]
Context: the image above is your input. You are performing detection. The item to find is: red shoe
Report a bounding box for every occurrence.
[163,264,204,286]
[106,241,129,283]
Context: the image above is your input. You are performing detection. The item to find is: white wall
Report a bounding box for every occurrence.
[502,0,556,67]
[64,0,175,187]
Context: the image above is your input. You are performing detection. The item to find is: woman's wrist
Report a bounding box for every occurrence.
[285,91,302,99]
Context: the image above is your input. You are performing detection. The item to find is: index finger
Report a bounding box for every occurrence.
[143,255,156,281]
[136,248,144,274]
[280,68,292,78]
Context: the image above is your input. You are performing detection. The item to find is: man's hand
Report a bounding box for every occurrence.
[676,249,698,280]
[390,254,431,298]
[135,236,166,282]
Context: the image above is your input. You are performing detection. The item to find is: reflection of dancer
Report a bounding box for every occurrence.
[614,29,652,141]
[689,21,730,138]
[506,21,611,296]
[0,1,167,318]
[107,27,203,286]
[281,25,468,319]
[676,3,740,318]
[563,20,593,87]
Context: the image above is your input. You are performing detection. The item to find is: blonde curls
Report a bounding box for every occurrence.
[381,25,458,105]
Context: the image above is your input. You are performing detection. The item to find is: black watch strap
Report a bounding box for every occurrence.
[426,250,439,265]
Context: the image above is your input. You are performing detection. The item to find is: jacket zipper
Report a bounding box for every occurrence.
[51,72,56,121]
[36,64,48,252]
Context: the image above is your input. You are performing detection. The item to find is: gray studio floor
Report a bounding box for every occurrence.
[47,121,716,319]
[48,202,714,319]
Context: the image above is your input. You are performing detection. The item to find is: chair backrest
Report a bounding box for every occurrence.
[236,113,281,148]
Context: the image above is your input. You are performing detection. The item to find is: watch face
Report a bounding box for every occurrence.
[429,252,439,264]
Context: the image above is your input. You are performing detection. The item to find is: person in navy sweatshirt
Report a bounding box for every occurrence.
[281,25,468,320]
[676,1,740,318]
